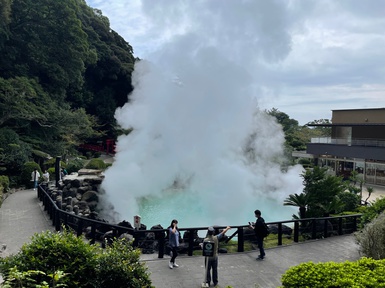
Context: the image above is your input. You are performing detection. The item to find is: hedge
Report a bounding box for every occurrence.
[280,257,385,287]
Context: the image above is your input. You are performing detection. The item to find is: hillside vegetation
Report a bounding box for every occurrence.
[0,0,135,179]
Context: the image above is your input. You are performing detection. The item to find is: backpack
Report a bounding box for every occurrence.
[262,223,270,238]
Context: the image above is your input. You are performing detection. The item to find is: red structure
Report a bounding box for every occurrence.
[79,139,116,154]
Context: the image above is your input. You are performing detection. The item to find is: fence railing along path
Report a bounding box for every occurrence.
[37,184,362,258]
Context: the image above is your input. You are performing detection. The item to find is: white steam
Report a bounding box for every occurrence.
[100,1,304,227]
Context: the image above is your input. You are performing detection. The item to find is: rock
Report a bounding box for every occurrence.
[70,179,81,188]
[118,220,133,229]
[78,169,103,176]
[268,224,293,236]
[77,186,89,194]
[82,191,99,202]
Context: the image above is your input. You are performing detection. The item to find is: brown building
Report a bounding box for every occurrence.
[304,108,385,186]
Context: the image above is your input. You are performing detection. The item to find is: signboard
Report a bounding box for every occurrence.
[202,240,214,257]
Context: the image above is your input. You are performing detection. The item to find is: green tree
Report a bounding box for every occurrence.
[306,119,332,137]
[301,166,345,217]
[0,128,31,175]
[283,193,309,219]
[0,0,12,48]
[1,0,91,98]
[0,0,137,178]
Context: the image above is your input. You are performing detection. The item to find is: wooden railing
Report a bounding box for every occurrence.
[38,184,362,259]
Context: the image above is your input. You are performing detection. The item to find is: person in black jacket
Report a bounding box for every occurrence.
[249,209,267,260]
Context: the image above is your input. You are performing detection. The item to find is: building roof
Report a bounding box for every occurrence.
[308,123,385,127]
[331,107,385,112]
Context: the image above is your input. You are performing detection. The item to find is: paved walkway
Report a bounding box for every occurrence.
[0,189,363,287]
[0,189,54,256]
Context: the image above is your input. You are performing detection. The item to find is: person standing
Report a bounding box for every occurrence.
[168,219,180,269]
[249,209,267,260]
[203,225,231,287]
[31,168,40,190]
[42,170,50,183]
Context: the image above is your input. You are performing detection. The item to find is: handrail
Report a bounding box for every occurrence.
[38,184,362,259]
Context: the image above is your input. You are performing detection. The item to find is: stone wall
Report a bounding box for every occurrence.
[43,169,104,218]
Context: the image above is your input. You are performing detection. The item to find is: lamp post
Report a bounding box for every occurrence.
[55,156,61,187]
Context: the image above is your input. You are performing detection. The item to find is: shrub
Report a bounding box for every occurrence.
[0,175,9,207]
[338,191,360,211]
[358,197,385,226]
[20,162,41,187]
[0,267,67,288]
[47,167,56,180]
[93,152,101,158]
[0,128,31,175]
[0,175,10,192]
[85,158,106,170]
[356,211,385,259]
[44,158,67,169]
[0,229,98,288]
[0,229,154,288]
[96,238,153,288]
[66,158,86,174]
[280,257,385,287]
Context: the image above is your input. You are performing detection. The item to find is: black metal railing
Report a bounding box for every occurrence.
[38,184,362,259]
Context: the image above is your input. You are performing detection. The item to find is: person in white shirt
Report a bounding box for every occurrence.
[31,168,40,190]
[43,170,50,183]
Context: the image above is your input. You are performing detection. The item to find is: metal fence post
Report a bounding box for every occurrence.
[237,227,244,252]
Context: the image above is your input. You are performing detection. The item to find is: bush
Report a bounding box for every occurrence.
[85,158,106,170]
[358,197,385,226]
[0,175,9,207]
[0,267,67,288]
[338,191,360,211]
[0,229,154,288]
[96,238,153,288]
[20,162,41,187]
[356,211,385,260]
[0,175,10,192]
[280,257,385,287]
[0,229,98,288]
[66,158,86,174]
[47,167,56,180]
[0,128,31,175]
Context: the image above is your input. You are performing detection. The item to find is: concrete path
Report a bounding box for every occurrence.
[146,235,360,288]
[0,189,363,288]
[0,189,54,257]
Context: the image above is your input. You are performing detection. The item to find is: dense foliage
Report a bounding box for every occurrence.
[85,158,106,170]
[0,0,135,178]
[267,108,331,152]
[0,229,153,288]
[96,239,153,288]
[284,166,350,218]
[280,257,385,287]
[358,197,385,226]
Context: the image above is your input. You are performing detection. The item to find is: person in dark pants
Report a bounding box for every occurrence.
[249,209,267,260]
[168,219,180,269]
[203,225,231,287]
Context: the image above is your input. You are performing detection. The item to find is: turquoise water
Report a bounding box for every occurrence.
[137,188,297,230]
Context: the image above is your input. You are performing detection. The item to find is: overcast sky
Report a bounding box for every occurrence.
[86,0,385,125]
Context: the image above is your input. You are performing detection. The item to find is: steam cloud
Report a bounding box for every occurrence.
[100,1,304,227]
